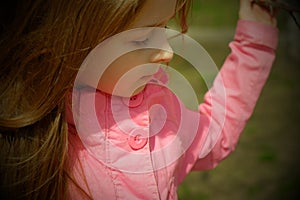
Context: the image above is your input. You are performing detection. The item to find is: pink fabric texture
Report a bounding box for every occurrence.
[66,20,278,199]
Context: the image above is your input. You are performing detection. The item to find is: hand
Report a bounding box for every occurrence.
[239,0,277,27]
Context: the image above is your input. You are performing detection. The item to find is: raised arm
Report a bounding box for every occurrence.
[192,0,278,170]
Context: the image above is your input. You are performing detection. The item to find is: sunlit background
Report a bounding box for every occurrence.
[168,1,300,199]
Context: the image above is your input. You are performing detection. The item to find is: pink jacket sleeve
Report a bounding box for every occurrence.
[192,20,278,170]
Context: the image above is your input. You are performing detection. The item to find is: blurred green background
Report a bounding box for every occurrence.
[169,1,300,199]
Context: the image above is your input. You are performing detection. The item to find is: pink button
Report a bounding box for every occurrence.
[122,92,144,108]
[128,129,148,150]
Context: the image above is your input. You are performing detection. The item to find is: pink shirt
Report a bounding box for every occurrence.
[66,20,278,199]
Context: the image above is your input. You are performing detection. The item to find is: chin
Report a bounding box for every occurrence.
[131,85,146,96]
[109,85,146,98]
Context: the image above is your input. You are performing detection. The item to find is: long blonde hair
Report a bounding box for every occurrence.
[0,0,191,199]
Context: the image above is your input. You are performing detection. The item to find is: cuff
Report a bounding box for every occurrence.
[235,19,278,50]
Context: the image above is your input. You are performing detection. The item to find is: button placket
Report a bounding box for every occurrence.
[122,92,144,108]
[128,128,148,150]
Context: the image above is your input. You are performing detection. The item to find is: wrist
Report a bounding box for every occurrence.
[239,1,277,28]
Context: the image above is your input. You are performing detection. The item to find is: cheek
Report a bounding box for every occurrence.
[106,50,152,76]
[97,51,151,93]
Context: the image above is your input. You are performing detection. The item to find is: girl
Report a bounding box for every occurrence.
[0,0,278,199]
